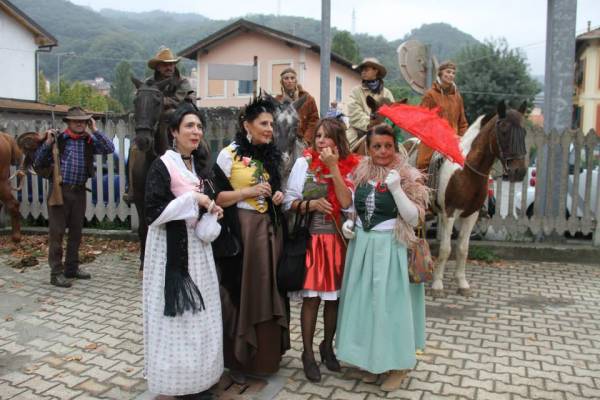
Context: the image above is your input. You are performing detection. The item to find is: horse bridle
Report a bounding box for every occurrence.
[465,118,527,178]
[134,86,163,133]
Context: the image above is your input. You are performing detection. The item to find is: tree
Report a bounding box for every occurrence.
[45,80,123,113]
[332,31,360,64]
[111,61,135,112]
[38,70,50,102]
[454,39,541,121]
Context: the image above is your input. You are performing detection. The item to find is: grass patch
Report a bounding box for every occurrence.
[469,247,500,263]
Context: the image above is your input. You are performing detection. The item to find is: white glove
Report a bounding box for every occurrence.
[386,170,419,227]
[342,219,356,240]
[384,169,402,192]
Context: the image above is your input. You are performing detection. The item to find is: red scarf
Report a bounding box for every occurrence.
[303,148,361,220]
[65,128,92,143]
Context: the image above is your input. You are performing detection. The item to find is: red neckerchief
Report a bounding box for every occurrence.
[65,128,92,143]
[303,148,361,220]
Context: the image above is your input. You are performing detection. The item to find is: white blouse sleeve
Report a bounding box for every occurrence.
[216,148,233,178]
[282,157,309,211]
[149,191,200,227]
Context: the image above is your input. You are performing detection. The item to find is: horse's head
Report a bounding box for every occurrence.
[367,96,408,129]
[264,92,307,155]
[132,76,168,153]
[487,100,528,182]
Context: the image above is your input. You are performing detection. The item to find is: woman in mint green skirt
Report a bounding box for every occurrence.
[337,124,428,392]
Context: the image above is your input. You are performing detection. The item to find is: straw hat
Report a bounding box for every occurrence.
[62,106,92,122]
[148,47,181,70]
[353,58,387,79]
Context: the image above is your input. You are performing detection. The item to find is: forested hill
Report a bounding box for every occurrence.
[12,0,480,84]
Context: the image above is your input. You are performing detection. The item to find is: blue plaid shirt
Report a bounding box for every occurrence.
[33,131,115,185]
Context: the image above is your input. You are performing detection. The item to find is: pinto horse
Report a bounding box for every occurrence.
[129,76,171,268]
[432,101,527,297]
[0,132,25,243]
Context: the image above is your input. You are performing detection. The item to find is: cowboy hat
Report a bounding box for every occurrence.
[62,106,92,122]
[353,58,387,79]
[148,47,181,70]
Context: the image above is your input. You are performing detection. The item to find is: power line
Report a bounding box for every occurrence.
[456,24,599,67]
[460,90,534,98]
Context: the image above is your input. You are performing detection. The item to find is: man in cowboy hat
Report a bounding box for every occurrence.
[123,46,196,203]
[33,106,115,287]
[145,46,195,115]
[346,58,395,149]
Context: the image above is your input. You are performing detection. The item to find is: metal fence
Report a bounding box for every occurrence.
[2,118,600,246]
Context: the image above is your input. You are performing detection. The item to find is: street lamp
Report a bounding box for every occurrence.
[56,52,76,96]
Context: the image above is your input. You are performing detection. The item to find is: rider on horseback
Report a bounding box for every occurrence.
[416,61,468,171]
[274,67,319,146]
[346,58,394,150]
[124,47,195,203]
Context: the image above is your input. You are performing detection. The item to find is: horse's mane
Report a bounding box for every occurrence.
[459,115,486,157]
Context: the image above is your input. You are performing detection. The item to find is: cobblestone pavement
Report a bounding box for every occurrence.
[1,249,600,399]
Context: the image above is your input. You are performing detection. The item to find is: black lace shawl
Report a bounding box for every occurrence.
[145,157,215,317]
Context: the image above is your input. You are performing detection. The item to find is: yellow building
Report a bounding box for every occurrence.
[574,26,600,134]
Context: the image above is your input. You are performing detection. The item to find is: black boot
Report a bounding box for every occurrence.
[50,273,72,288]
[319,341,341,372]
[302,351,321,382]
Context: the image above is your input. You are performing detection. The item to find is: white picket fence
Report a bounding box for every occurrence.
[2,118,600,245]
[3,119,135,227]
[484,126,600,245]
[2,115,239,231]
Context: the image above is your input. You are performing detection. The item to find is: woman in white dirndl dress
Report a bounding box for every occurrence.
[143,103,224,399]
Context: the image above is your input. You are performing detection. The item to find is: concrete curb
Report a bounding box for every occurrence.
[428,239,600,265]
[3,228,599,265]
[0,227,138,241]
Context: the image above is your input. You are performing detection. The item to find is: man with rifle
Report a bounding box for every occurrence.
[33,107,115,288]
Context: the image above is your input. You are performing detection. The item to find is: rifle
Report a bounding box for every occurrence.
[47,106,64,206]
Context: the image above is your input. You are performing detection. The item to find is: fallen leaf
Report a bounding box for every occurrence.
[124,367,133,373]
[85,343,97,350]
[63,355,83,362]
[4,315,14,321]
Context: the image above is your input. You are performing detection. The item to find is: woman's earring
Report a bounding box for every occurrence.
[172,137,177,150]
[246,131,252,144]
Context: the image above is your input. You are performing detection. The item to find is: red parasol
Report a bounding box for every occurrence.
[378,103,465,166]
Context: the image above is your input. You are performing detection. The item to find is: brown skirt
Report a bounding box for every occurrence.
[221,209,289,374]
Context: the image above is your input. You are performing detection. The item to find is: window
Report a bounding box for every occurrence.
[207,80,225,97]
[335,76,343,102]
[238,80,253,96]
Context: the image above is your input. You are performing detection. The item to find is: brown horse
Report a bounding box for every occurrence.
[431,101,528,297]
[0,132,25,243]
[351,96,408,155]
[129,76,172,269]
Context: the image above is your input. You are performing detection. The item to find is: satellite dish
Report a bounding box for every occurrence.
[397,40,438,95]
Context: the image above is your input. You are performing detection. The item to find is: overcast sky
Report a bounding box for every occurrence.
[71,0,599,75]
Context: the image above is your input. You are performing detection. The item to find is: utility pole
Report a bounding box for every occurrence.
[56,52,75,96]
[537,0,577,239]
[319,0,331,117]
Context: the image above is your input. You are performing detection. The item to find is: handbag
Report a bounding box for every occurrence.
[277,200,311,293]
[195,211,221,243]
[408,224,434,284]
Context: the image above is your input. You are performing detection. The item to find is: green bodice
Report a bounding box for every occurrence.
[355,182,397,230]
